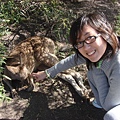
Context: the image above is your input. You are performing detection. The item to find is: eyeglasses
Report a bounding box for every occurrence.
[74,34,101,49]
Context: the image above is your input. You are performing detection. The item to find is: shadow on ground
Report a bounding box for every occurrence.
[0,76,106,120]
[17,84,106,120]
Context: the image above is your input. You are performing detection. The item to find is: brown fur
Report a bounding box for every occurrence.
[3,36,58,97]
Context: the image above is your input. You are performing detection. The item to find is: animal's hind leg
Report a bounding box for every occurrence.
[57,73,85,97]
[43,53,59,67]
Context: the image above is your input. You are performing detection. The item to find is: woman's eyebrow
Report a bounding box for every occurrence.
[77,32,90,41]
[84,32,90,36]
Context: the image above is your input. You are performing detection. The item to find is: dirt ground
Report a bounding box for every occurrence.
[0,78,106,120]
[0,0,120,120]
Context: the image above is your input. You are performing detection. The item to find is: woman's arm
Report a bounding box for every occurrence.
[32,53,85,82]
[46,53,86,78]
[102,62,120,111]
[97,50,120,111]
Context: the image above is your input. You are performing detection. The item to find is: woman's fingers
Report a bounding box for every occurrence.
[31,71,47,82]
[31,73,40,82]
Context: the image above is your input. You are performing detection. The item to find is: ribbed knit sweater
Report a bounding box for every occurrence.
[47,47,120,111]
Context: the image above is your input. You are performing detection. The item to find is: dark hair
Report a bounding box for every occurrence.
[69,12,119,69]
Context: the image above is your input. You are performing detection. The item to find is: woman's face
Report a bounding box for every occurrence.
[77,24,107,62]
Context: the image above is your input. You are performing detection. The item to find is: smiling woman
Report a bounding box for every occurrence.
[75,24,107,62]
[32,11,120,120]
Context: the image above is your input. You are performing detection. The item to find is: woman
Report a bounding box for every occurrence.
[32,12,120,120]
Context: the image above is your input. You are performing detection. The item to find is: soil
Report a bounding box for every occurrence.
[0,78,106,120]
[0,1,120,120]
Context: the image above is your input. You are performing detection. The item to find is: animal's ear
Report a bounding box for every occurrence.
[5,65,19,73]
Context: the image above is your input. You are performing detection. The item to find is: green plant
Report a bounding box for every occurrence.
[0,42,11,102]
[19,0,76,41]
[0,82,12,103]
[0,0,22,24]
[40,0,75,41]
[0,43,6,76]
[111,0,118,3]
[1,0,76,41]
[115,14,120,36]
[0,40,12,102]
[0,1,14,102]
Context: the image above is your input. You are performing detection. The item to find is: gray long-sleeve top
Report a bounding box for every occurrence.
[47,49,120,111]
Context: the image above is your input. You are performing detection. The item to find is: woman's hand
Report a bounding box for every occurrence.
[32,71,47,82]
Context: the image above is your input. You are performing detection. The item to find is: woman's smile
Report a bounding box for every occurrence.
[87,50,96,56]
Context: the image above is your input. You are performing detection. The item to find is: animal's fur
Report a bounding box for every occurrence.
[3,36,89,99]
[3,36,59,97]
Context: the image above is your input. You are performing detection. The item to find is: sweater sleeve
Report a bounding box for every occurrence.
[46,53,86,78]
[99,50,120,111]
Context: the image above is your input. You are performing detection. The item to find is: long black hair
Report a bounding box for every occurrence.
[69,12,119,69]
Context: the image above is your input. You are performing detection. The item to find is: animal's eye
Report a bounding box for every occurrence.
[6,58,21,66]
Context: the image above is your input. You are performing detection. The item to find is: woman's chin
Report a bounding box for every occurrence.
[89,57,100,62]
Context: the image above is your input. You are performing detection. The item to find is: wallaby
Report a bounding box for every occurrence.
[3,36,58,97]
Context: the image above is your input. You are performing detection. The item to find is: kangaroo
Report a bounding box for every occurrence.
[3,36,59,97]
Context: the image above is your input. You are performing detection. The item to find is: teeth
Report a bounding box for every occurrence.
[87,50,95,56]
